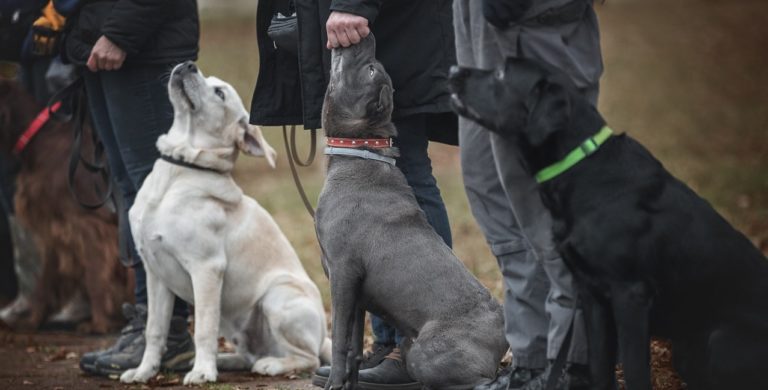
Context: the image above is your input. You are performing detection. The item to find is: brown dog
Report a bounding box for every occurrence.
[0,80,131,333]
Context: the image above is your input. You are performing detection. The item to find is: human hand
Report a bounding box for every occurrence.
[482,0,533,29]
[86,35,127,72]
[326,11,370,49]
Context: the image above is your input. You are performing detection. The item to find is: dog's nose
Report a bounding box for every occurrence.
[179,61,197,74]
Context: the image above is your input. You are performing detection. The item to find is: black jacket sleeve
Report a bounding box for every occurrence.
[101,0,172,55]
[329,0,383,24]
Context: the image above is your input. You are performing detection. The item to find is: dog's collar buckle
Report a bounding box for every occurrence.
[326,137,393,149]
[535,126,614,183]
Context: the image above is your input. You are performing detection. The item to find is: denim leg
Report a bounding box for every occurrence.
[394,114,452,248]
[369,113,453,346]
[84,67,188,318]
[370,315,398,346]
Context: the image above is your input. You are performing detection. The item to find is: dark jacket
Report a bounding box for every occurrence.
[251,0,458,145]
[63,0,199,67]
[0,0,47,61]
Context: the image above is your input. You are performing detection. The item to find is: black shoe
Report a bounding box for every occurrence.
[91,304,195,377]
[79,303,145,375]
[474,365,545,390]
[519,363,590,390]
[356,348,421,389]
[311,343,395,388]
[312,347,420,390]
[361,342,395,370]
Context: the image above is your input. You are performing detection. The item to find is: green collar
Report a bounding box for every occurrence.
[535,126,614,183]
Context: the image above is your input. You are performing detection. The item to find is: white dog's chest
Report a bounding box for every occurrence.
[134,210,197,302]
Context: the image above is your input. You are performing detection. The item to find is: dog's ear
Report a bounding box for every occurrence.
[376,84,392,113]
[525,76,571,146]
[237,118,277,168]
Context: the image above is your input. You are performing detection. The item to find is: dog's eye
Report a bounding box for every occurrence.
[495,69,505,80]
[369,65,375,77]
[214,87,226,101]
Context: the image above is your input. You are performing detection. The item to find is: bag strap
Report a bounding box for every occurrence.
[282,125,316,218]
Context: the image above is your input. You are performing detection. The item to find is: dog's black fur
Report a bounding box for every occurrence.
[449,58,768,390]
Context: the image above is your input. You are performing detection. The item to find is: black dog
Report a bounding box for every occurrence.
[448,58,768,390]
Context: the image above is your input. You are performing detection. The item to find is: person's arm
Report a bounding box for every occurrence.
[86,0,171,72]
[482,0,532,29]
[325,0,382,48]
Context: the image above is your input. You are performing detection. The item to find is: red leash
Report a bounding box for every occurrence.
[13,101,62,155]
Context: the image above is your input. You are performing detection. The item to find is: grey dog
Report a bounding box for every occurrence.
[315,34,508,390]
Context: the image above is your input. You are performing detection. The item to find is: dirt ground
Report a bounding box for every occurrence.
[0,328,315,389]
[1,0,766,389]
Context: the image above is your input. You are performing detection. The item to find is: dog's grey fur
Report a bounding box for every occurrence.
[315,35,508,390]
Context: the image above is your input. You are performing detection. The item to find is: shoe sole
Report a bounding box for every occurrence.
[79,362,99,376]
[312,374,422,390]
[94,350,196,378]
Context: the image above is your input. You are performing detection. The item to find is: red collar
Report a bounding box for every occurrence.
[326,137,393,149]
[13,101,62,155]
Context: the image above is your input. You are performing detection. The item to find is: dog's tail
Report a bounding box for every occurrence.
[320,337,332,365]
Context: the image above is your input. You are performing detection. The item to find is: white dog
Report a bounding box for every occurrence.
[120,62,330,385]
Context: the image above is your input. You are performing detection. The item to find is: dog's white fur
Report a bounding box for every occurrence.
[120,63,330,385]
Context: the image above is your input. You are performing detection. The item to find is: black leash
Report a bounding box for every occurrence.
[282,124,317,218]
[544,295,579,390]
[49,76,114,210]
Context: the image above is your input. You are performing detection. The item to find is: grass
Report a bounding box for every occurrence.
[198,3,767,314]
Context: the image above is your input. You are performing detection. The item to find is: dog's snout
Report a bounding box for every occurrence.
[178,61,198,75]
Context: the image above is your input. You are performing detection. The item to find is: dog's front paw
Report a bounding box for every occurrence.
[251,357,289,376]
[183,367,218,385]
[120,367,157,384]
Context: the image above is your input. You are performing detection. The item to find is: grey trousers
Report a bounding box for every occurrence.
[453,0,603,368]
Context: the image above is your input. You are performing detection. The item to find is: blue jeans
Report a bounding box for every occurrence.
[371,113,453,346]
[83,66,188,317]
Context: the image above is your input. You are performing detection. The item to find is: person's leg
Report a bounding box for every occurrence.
[463,0,602,372]
[454,0,550,376]
[97,65,188,318]
[461,120,551,370]
[80,68,193,376]
[83,71,155,308]
[394,113,452,248]
[492,5,603,368]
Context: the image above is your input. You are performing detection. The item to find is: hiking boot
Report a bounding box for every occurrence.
[79,303,145,375]
[519,363,590,390]
[90,304,195,377]
[362,342,396,370]
[355,347,421,389]
[474,365,545,390]
[311,342,395,388]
